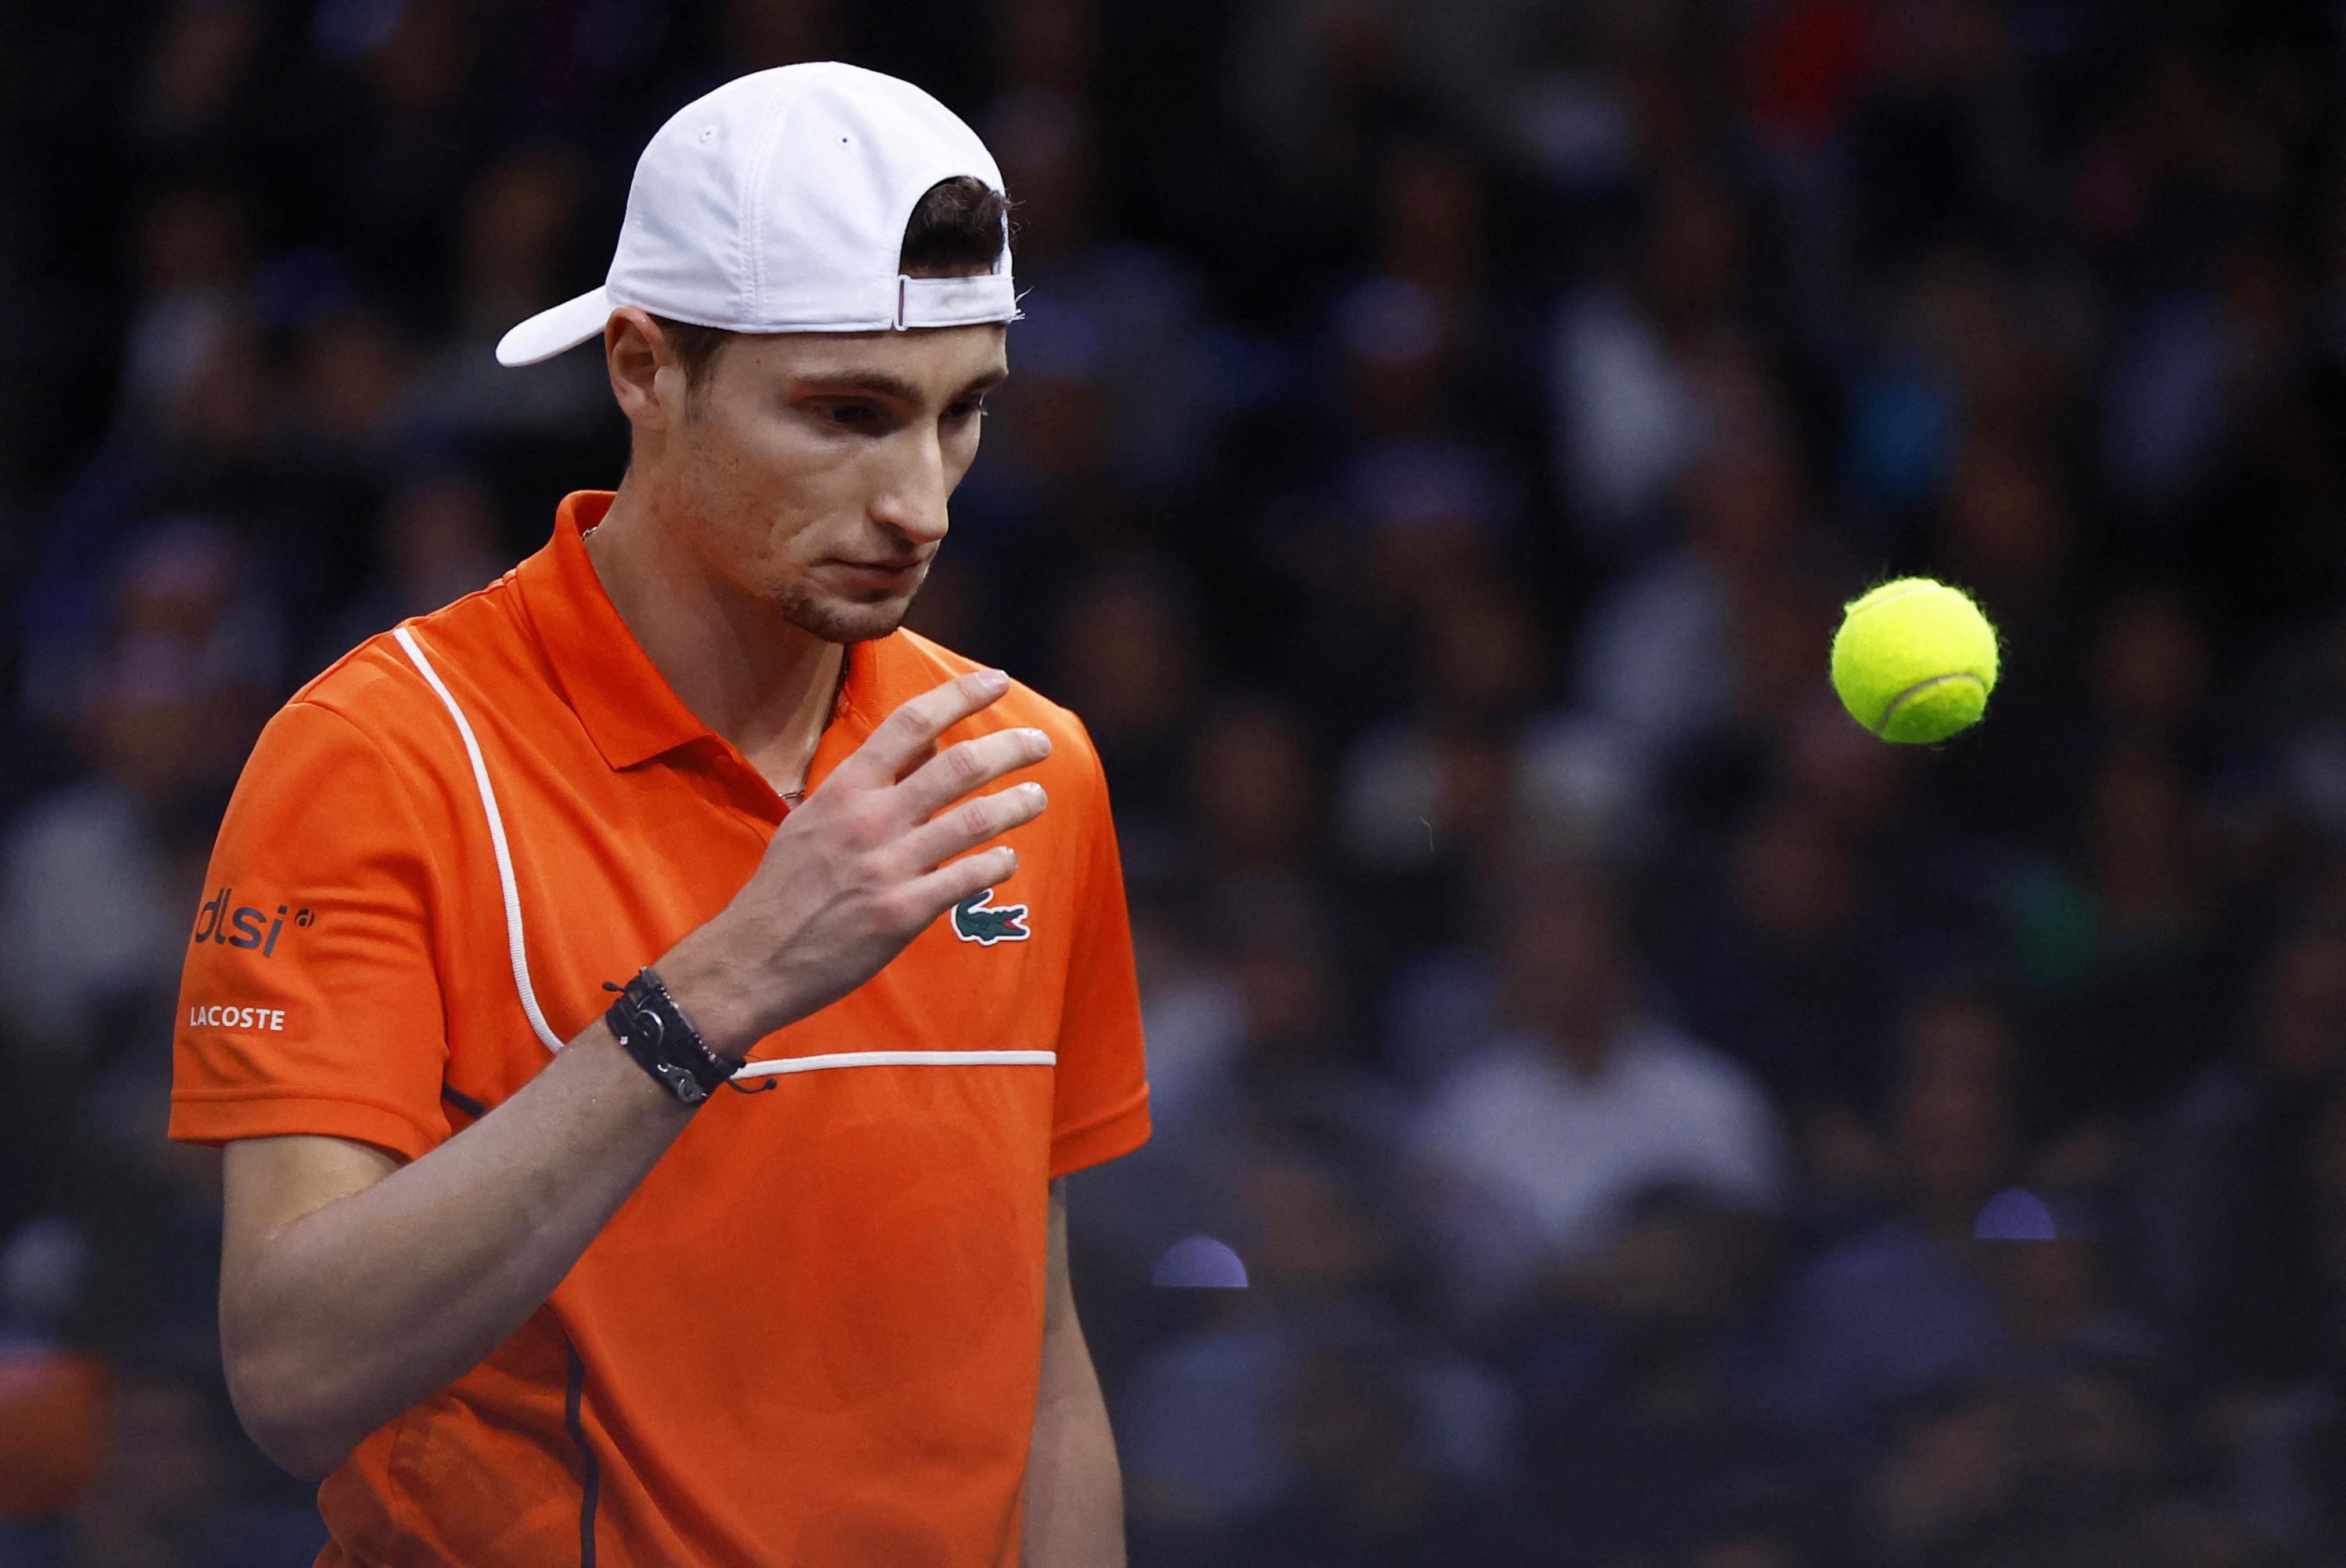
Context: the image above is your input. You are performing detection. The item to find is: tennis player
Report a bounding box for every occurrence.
[168,63,1149,1566]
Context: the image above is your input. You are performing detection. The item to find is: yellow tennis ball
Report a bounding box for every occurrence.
[1829,578,2000,743]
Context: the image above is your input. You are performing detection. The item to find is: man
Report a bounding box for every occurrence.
[168,63,1149,1566]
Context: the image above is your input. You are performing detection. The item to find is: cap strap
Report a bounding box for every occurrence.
[895,273,1019,330]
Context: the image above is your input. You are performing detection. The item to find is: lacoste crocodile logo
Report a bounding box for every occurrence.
[952,887,1030,945]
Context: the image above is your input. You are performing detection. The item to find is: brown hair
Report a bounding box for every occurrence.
[651,176,1008,400]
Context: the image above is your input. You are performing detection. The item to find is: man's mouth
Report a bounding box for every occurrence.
[828,558,925,592]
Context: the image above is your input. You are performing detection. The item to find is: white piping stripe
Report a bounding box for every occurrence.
[393,625,568,1055]
[731,1049,1056,1080]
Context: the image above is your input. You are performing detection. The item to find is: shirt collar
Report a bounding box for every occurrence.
[515,490,888,773]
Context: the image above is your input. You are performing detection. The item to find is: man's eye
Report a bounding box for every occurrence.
[946,399,987,423]
[822,403,880,429]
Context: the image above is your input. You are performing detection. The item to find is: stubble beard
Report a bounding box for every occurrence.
[774,575,920,645]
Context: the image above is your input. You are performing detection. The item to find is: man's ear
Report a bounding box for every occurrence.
[605,307,686,436]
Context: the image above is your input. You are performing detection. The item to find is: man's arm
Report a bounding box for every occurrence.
[225,1030,695,1477]
[219,670,1051,1479]
[1022,1179,1125,1567]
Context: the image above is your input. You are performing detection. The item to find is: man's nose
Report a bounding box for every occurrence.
[870,430,951,544]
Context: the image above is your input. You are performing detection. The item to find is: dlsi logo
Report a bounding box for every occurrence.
[952,888,1030,945]
[191,888,313,956]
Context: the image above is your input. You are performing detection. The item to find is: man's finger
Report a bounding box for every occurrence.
[905,844,1020,923]
[901,780,1047,871]
[894,739,939,784]
[830,669,1010,789]
[896,728,1053,821]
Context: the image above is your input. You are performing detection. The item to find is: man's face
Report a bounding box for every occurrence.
[654,321,1006,644]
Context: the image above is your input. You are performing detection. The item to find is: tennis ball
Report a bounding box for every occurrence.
[1829,577,2000,743]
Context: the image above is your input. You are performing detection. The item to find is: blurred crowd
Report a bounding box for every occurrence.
[4,0,2346,1564]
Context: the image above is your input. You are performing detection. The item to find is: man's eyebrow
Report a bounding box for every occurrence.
[791,366,1008,403]
[792,370,923,402]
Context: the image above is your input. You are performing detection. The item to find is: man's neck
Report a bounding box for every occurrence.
[584,481,845,795]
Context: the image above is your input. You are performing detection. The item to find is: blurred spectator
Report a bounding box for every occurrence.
[1185,698,1325,885]
[2,522,277,1060]
[0,1344,109,1536]
[1046,560,1203,884]
[2103,234,2312,524]
[1411,868,1785,1322]
[1659,791,1904,1118]
[1509,1185,1810,1566]
[2093,587,2215,754]
[1857,1354,2239,1568]
[1218,1334,1534,1567]
[63,1362,322,1567]
[1859,1377,2026,1565]
[1770,991,2021,1428]
[117,188,252,435]
[405,151,610,449]
[1550,171,1762,552]
[982,90,1218,499]
[1121,1137,1512,1548]
[1571,351,1828,766]
[2007,741,2229,1127]
[1335,571,1546,971]
[313,468,512,663]
[2140,919,2346,1388]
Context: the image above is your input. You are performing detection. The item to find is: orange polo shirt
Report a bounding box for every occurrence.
[169,490,1151,1566]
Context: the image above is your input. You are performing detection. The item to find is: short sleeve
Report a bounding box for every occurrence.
[170,700,452,1161]
[1048,726,1151,1179]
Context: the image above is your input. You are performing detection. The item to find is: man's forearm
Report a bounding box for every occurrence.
[1022,1188,1125,1568]
[223,1021,694,1477]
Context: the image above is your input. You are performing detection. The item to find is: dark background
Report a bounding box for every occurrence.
[4,1,2346,1564]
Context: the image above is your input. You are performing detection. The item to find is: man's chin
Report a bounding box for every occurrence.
[777,584,914,645]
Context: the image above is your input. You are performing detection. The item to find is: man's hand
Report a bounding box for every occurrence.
[662,668,1051,1056]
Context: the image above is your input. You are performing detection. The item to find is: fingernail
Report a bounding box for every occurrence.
[1021,727,1050,752]
[1024,783,1047,805]
[976,669,1010,694]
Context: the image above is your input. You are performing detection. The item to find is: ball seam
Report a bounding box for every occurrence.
[1879,672,1987,734]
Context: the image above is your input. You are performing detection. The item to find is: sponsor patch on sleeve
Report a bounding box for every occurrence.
[185,1002,298,1034]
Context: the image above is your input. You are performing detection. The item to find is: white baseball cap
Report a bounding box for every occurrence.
[495,63,1017,368]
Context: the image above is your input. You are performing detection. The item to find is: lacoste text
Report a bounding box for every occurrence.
[188,1004,288,1032]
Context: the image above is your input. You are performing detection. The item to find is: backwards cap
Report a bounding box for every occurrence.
[497,63,1015,368]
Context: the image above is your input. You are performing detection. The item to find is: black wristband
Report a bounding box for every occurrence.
[602,968,735,1106]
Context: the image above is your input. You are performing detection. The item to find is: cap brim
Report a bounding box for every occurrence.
[495,288,615,368]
